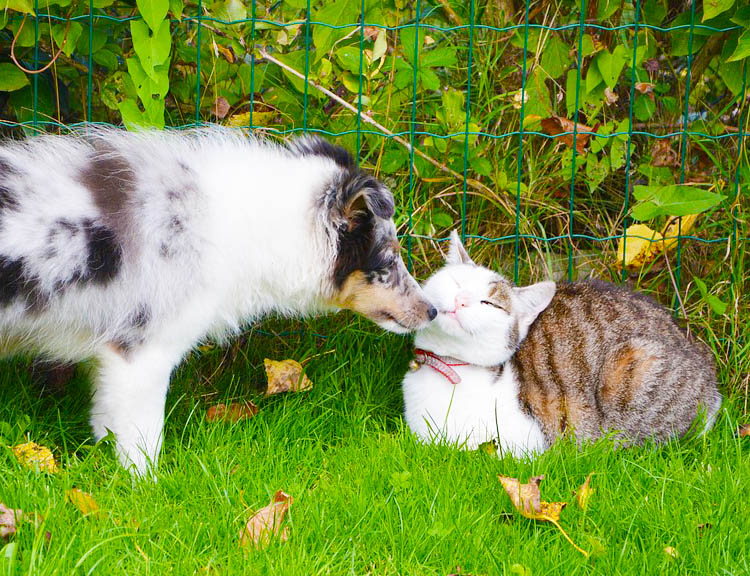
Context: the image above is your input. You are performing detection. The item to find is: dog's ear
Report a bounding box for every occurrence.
[339,173,395,230]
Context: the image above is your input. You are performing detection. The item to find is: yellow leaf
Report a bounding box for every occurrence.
[66,489,100,518]
[498,475,565,521]
[226,111,277,128]
[498,475,588,557]
[616,224,662,269]
[239,490,292,548]
[12,442,58,473]
[575,473,594,510]
[664,545,679,558]
[264,358,313,396]
[660,214,698,252]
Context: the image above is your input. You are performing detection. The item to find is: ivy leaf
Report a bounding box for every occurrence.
[130,19,172,79]
[1,0,34,14]
[595,45,628,89]
[52,22,83,58]
[540,35,571,78]
[312,0,359,61]
[631,185,725,220]
[127,58,169,102]
[335,46,361,74]
[0,64,29,92]
[136,0,169,32]
[693,277,728,315]
[702,0,734,22]
[726,29,750,63]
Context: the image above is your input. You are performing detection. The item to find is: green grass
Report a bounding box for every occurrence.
[1,314,749,575]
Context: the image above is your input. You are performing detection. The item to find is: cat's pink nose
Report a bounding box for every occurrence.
[454,293,471,309]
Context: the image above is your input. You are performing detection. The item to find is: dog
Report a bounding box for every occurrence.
[0,128,436,475]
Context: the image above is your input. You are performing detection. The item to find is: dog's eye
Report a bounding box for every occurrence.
[481,300,505,311]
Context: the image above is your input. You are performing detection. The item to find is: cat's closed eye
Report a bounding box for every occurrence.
[481,300,506,311]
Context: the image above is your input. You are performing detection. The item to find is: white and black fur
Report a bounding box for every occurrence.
[0,128,436,475]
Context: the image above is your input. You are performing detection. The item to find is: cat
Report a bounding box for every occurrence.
[402,231,722,457]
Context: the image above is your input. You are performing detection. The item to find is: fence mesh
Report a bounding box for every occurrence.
[0,0,747,311]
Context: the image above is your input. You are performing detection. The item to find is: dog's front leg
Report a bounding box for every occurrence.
[90,344,182,477]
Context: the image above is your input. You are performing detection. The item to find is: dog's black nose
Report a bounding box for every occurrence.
[427,306,437,321]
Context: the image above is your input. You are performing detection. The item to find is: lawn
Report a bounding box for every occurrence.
[1,313,748,575]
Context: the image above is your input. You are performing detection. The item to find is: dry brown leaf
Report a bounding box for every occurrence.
[604,87,619,105]
[540,116,593,154]
[651,140,679,167]
[498,475,566,522]
[739,424,750,437]
[0,503,23,540]
[239,490,293,548]
[212,97,230,119]
[264,358,313,396]
[498,475,588,557]
[206,401,259,423]
[12,442,58,473]
[635,81,655,95]
[363,26,379,41]
[215,41,235,63]
[66,489,100,518]
[575,473,594,510]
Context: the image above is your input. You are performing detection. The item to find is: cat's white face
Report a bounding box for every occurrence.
[415,232,556,366]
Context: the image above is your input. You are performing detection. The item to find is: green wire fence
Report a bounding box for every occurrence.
[0,0,747,311]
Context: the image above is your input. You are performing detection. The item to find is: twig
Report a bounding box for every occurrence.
[435,0,463,26]
[660,234,689,330]
[257,48,514,215]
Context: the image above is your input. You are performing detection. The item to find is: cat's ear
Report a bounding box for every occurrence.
[446,230,474,266]
[513,281,556,337]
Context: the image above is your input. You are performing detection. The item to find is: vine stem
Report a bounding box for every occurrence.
[11,12,72,75]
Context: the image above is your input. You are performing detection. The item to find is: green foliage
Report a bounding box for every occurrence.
[630,185,727,221]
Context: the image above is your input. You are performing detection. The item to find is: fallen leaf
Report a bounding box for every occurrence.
[739,424,750,437]
[363,26,379,41]
[604,87,619,105]
[651,139,679,167]
[664,546,679,558]
[264,358,313,396]
[206,401,259,423]
[616,224,663,269]
[697,522,712,537]
[66,489,100,518]
[499,475,588,557]
[214,41,235,63]
[660,214,698,252]
[239,490,293,548]
[212,97,230,119]
[575,473,594,510]
[498,475,566,522]
[635,81,655,95]
[12,442,58,473]
[540,116,594,154]
[0,504,22,540]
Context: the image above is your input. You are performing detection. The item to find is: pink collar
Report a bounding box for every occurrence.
[412,348,471,385]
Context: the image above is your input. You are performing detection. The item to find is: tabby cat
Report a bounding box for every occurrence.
[402,232,722,457]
